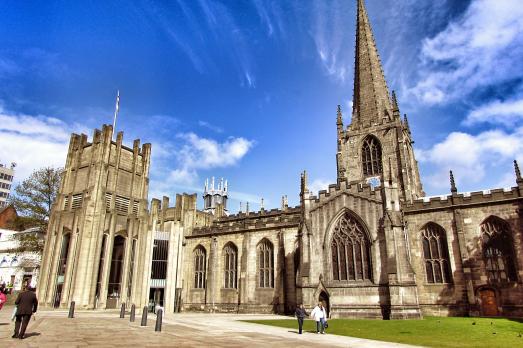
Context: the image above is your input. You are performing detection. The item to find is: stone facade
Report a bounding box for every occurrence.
[38,0,523,319]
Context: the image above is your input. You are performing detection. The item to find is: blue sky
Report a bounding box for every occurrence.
[1,0,523,211]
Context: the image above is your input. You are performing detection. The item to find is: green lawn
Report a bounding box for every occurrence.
[244,316,523,348]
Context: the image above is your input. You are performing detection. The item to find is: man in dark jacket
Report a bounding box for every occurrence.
[12,286,38,339]
[295,303,308,334]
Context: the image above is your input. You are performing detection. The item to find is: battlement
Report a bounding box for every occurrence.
[404,186,521,213]
[308,178,381,206]
[191,205,301,236]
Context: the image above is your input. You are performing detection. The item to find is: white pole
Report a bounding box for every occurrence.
[112,90,120,138]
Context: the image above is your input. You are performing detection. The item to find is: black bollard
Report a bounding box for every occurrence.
[140,306,147,326]
[68,301,75,318]
[155,309,163,332]
[120,302,126,318]
[130,304,136,322]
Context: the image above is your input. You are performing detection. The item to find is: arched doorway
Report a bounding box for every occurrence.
[318,291,330,318]
[479,288,498,316]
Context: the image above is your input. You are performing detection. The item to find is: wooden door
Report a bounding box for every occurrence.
[480,289,498,316]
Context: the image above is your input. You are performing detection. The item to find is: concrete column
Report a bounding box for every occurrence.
[98,214,116,308]
[60,215,79,307]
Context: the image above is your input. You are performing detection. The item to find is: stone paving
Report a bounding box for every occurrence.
[0,306,420,347]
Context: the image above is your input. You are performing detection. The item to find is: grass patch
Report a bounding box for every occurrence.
[243,316,523,347]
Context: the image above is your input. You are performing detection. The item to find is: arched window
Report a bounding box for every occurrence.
[194,246,206,289]
[362,136,383,176]
[258,239,274,288]
[331,212,372,281]
[421,223,452,283]
[223,242,238,289]
[481,217,517,283]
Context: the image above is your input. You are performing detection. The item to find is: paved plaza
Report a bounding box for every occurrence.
[0,306,420,347]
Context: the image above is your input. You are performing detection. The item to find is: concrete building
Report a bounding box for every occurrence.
[0,162,15,209]
[0,227,43,291]
[38,0,523,318]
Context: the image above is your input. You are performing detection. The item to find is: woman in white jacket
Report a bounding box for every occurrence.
[310,302,325,334]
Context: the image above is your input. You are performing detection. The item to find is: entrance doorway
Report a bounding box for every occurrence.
[318,291,330,318]
[479,288,498,316]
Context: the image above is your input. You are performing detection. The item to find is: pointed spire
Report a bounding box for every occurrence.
[352,0,392,126]
[337,105,343,126]
[403,114,411,135]
[392,90,399,112]
[450,170,457,194]
[515,160,523,183]
[260,198,265,210]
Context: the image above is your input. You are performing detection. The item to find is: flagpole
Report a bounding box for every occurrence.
[112,90,120,139]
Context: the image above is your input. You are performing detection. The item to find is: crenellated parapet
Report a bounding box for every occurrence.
[307,178,382,211]
[192,206,301,236]
[404,186,522,213]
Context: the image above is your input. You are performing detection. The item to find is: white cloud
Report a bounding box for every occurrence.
[309,178,332,195]
[417,127,523,189]
[411,0,523,104]
[464,98,523,126]
[198,120,223,133]
[0,106,75,183]
[167,133,254,186]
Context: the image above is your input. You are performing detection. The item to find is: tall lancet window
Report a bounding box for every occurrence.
[331,212,372,281]
[362,136,383,176]
[194,246,207,289]
[223,242,238,289]
[481,217,517,283]
[421,223,452,283]
[258,239,274,288]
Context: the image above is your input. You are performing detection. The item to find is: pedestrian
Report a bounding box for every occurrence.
[12,286,38,340]
[320,303,328,333]
[0,285,7,311]
[310,302,325,334]
[295,303,308,334]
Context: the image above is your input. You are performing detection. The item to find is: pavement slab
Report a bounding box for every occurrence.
[0,306,421,347]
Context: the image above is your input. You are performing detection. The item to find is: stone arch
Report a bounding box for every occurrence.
[361,134,383,177]
[193,245,207,289]
[257,238,274,288]
[323,208,372,250]
[222,242,238,289]
[480,216,517,283]
[327,210,372,282]
[419,222,452,283]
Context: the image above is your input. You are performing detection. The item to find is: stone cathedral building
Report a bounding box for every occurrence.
[38,0,523,319]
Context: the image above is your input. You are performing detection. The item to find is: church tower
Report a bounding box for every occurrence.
[336,0,423,203]
[203,177,229,216]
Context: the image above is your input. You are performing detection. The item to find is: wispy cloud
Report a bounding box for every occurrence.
[411,0,523,104]
[198,120,223,133]
[309,178,333,195]
[311,0,352,83]
[0,103,81,182]
[464,98,523,126]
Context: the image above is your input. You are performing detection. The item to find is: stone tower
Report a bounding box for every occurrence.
[203,177,228,216]
[336,0,423,203]
[37,125,151,309]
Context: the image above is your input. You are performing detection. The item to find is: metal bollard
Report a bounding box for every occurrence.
[140,306,148,326]
[120,302,126,318]
[68,301,75,318]
[130,304,136,322]
[155,309,163,332]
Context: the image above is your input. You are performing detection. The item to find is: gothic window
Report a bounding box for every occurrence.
[421,223,452,283]
[362,136,383,176]
[194,246,206,289]
[258,239,274,288]
[331,212,372,281]
[481,217,517,283]
[223,242,238,289]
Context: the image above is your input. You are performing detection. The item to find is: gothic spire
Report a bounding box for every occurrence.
[392,90,399,112]
[515,160,522,183]
[352,0,392,126]
[403,114,411,135]
[450,170,457,194]
[337,104,343,126]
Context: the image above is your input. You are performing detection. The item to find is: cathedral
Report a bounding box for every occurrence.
[37,0,523,319]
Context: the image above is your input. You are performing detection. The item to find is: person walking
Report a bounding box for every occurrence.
[320,303,328,333]
[12,286,38,340]
[0,285,7,311]
[295,303,308,334]
[310,302,325,334]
